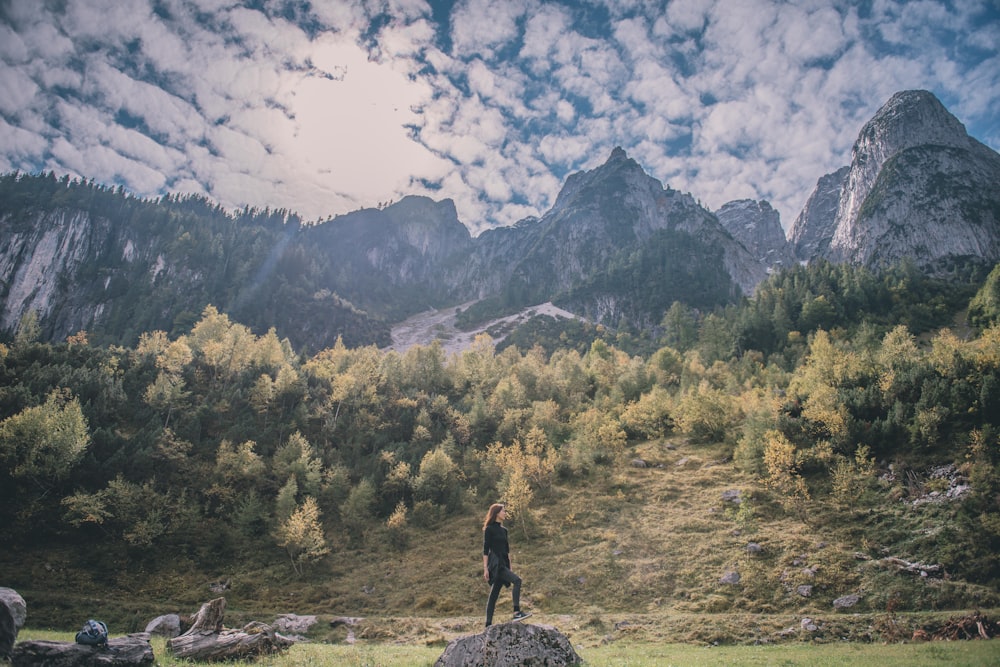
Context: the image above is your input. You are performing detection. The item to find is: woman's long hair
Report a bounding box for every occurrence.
[483,503,504,530]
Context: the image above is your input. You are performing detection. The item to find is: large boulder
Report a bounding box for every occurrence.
[144,614,181,638]
[0,588,26,630]
[272,613,317,635]
[0,599,15,660]
[435,622,581,667]
[0,587,26,660]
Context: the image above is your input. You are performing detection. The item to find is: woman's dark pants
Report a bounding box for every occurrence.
[485,567,522,626]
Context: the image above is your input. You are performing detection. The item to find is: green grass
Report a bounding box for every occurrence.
[15,631,1000,666]
[583,640,1000,666]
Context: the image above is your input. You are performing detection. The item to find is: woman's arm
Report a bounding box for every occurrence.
[483,554,489,581]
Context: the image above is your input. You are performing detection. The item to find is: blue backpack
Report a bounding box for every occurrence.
[75,619,108,647]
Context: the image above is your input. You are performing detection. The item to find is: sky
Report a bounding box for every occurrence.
[1,1,998,236]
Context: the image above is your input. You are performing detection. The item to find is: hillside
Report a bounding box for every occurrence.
[1,260,999,646]
[4,435,997,646]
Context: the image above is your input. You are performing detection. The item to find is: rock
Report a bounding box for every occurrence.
[273,614,317,635]
[833,594,861,609]
[0,588,26,630]
[800,618,819,632]
[746,543,762,555]
[11,633,154,666]
[0,600,15,660]
[719,571,741,585]
[208,578,230,594]
[715,199,797,270]
[796,585,813,597]
[630,458,647,468]
[144,614,181,638]
[435,622,581,667]
[330,616,362,628]
[721,489,742,504]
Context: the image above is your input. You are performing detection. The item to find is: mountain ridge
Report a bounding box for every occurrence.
[1,90,999,350]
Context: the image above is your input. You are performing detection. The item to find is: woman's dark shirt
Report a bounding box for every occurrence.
[483,521,510,568]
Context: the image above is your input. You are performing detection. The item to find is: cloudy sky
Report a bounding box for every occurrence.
[1,0,998,235]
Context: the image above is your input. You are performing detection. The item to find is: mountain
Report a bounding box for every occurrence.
[451,147,762,329]
[789,90,1000,271]
[788,166,850,260]
[301,196,473,320]
[2,90,999,350]
[715,199,797,274]
[0,176,391,350]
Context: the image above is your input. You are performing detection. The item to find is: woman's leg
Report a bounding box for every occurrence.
[485,579,503,626]
[495,567,522,612]
[506,569,523,611]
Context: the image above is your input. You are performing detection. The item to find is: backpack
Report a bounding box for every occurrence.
[75,619,108,647]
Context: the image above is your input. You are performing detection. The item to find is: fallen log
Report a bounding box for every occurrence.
[929,612,998,640]
[10,633,154,667]
[166,598,293,662]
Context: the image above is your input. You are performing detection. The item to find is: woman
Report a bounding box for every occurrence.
[482,503,530,627]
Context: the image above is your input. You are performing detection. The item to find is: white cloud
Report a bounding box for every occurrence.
[665,0,712,34]
[0,117,46,165]
[519,4,572,72]
[0,0,995,236]
[450,0,527,58]
[0,67,38,117]
[779,6,847,63]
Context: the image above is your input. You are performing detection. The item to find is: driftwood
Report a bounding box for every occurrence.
[10,633,154,667]
[166,597,293,662]
[929,612,998,640]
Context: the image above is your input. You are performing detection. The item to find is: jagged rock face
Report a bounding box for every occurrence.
[0,209,98,333]
[319,195,472,286]
[455,148,766,315]
[842,144,1000,268]
[807,89,1000,269]
[715,199,797,272]
[788,166,849,260]
[0,209,173,339]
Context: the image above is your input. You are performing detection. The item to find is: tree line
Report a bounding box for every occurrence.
[0,260,999,585]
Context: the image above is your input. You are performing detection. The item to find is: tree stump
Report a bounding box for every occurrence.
[10,633,154,666]
[166,598,293,662]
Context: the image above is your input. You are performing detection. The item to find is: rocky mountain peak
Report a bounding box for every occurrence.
[788,166,849,260]
[859,90,971,154]
[784,90,1000,271]
[551,147,651,214]
[715,199,796,271]
[829,90,985,262]
[382,195,470,259]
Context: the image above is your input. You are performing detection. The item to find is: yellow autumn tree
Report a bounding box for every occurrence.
[274,496,329,575]
[762,429,810,515]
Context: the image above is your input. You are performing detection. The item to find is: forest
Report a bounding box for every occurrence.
[1,257,999,631]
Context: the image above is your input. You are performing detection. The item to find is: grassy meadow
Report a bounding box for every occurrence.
[14,630,1000,666]
[9,435,1000,666]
